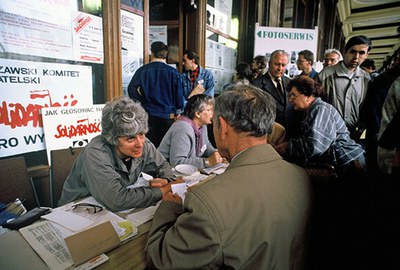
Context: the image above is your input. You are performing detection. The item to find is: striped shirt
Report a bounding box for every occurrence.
[286,98,365,169]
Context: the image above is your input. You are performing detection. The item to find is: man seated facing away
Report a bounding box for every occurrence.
[158,94,224,168]
[146,85,312,270]
[59,96,179,212]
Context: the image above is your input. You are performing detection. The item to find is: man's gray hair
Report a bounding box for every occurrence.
[101,96,149,146]
[269,49,290,64]
[324,48,343,60]
[214,85,276,137]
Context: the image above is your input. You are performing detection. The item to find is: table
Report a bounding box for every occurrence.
[97,221,152,270]
[0,221,152,270]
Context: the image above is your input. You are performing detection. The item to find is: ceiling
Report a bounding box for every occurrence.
[337,0,400,70]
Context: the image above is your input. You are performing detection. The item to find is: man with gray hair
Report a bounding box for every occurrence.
[254,49,300,137]
[146,85,312,269]
[59,96,177,211]
[323,48,343,68]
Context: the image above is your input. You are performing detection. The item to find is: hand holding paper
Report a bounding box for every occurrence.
[188,83,205,98]
[149,178,169,187]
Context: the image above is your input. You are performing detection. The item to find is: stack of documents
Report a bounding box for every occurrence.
[201,163,228,175]
[18,196,138,270]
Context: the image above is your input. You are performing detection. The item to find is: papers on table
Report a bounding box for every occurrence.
[125,202,160,227]
[183,173,210,187]
[170,164,223,201]
[19,220,113,270]
[201,162,229,175]
[42,210,94,232]
[45,196,138,241]
[19,221,74,270]
[18,196,139,270]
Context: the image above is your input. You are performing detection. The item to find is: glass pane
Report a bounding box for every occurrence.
[121,0,144,12]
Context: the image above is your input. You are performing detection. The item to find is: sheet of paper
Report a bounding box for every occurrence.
[42,211,94,232]
[126,202,160,227]
[171,182,187,201]
[19,221,74,270]
[201,163,228,175]
[184,173,210,186]
[127,172,153,189]
[48,197,137,242]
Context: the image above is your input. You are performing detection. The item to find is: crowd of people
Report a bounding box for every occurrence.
[58,37,400,269]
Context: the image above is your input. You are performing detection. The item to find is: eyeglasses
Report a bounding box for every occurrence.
[288,92,302,100]
[71,203,103,214]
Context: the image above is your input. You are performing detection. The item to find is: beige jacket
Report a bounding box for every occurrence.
[146,144,312,269]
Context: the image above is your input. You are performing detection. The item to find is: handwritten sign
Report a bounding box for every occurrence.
[0,58,93,158]
[42,105,104,165]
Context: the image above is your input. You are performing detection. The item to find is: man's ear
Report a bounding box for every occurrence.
[218,116,228,139]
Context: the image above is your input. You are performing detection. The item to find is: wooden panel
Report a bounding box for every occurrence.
[185,0,207,67]
[103,0,123,101]
[144,0,149,64]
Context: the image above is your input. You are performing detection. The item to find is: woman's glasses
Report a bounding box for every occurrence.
[70,203,103,214]
[288,92,302,100]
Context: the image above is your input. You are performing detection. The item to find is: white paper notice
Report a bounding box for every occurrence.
[19,221,74,270]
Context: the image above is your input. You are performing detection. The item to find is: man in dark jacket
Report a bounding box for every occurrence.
[128,41,184,147]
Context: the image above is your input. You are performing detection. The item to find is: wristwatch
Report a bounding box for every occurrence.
[204,159,210,167]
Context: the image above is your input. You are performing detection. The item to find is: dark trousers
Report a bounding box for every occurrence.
[147,115,174,148]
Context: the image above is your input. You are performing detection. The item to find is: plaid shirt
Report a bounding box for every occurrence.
[286,98,365,169]
[190,66,200,89]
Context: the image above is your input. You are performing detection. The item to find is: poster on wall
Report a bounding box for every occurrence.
[149,25,168,46]
[121,10,144,96]
[41,105,104,165]
[254,24,318,77]
[0,0,103,64]
[206,39,237,94]
[0,59,93,158]
[72,11,104,63]
[215,0,233,16]
[206,5,229,34]
[0,0,75,60]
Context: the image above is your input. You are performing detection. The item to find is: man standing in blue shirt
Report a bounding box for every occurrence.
[128,41,184,147]
[181,50,214,100]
